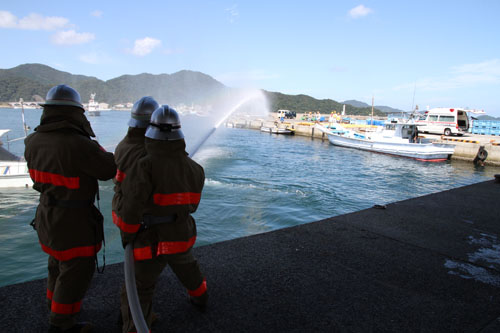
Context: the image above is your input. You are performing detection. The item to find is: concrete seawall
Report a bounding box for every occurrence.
[1,178,499,332]
[227,117,500,166]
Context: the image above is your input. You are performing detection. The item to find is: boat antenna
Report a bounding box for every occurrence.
[410,81,417,113]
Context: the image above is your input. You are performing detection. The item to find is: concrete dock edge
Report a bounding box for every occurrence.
[1,179,499,332]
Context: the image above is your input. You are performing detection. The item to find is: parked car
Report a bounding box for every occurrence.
[277,110,296,119]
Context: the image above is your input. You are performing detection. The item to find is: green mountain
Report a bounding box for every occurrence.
[0,63,226,105]
[1,63,385,116]
[267,93,386,116]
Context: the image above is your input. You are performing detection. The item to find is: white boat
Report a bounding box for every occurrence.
[316,123,455,162]
[0,130,33,188]
[260,125,294,135]
[86,93,110,116]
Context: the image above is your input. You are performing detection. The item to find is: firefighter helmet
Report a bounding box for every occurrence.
[145,105,184,141]
[128,96,159,128]
[39,84,84,110]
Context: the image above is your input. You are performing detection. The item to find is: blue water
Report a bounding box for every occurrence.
[1,108,499,287]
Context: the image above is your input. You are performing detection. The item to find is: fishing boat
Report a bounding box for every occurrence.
[86,93,110,116]
[260,125,295,135]
[316,123,455,162]
[0,130,32,188]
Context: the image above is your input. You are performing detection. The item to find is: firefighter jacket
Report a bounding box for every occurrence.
[112,127,147,229]
[24,106,117,261]
[114,138,205,260]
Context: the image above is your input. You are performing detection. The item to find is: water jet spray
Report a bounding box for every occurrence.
[124,90,267,333]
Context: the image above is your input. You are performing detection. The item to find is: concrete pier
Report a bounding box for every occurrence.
[1,177,499,332]
[227,116,500,166]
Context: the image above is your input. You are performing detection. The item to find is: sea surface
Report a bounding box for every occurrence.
[1,107,499,287]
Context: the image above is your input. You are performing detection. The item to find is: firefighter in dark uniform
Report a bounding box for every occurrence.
[112,96,159,227]
[24,85,117,332]
[116,105,207,333]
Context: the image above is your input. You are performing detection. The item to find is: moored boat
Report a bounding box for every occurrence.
[316,123,455,162]
[86,93,110,116]
[0,130,32,188]
[260,125,295,135]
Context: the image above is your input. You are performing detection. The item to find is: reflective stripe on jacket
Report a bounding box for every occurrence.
[116,138,205,260]
[24,108,116,259]
[111,128,148,237]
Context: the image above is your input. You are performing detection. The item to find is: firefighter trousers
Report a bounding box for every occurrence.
[47,255,95,330]
[120,249,206,333]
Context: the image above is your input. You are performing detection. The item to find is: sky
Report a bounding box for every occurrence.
[1,1,500,116]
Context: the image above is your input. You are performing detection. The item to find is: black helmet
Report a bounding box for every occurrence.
[39,84,84,110]
[145,105,184,141]
[128,96,159,128]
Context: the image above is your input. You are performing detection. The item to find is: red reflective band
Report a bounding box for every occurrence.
[188,279,207,297]
[115,169,126,182]
[133,236,197,261]
[47,289,54,300]
[157,236,196,255]
[112,211,140,233]
[153,192,201,206]
[29,169,79,189]
[133,246,153,261]
[51,299,82,315]
[40,242,102,261]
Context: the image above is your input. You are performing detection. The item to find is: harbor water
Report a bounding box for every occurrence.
[1,108,499,287]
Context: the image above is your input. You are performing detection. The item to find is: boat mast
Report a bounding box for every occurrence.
[20,98,28,137]
[371,95,374,125]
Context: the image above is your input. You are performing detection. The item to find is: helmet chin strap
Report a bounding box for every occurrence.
[149,122,181,132]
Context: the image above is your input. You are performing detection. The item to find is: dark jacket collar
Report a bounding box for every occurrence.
[145,138,188,157]
[35,106,96,137]
[125,127,147,143]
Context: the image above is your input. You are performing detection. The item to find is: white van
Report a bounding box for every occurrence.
[416,108,469,136]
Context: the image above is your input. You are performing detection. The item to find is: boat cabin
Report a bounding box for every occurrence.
[381,123,419,142]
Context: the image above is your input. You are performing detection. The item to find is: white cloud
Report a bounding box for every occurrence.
[1,11,95,47]
[0,11,17,28]
[130,37,162,56]
[452,59,500,77]
[225,5,239,23]
[51,30,95,45]
[349,5,373,19]
[18,13,69,30]
[393,59,500,92]
[91,10,103,18]
[0,11,69,30]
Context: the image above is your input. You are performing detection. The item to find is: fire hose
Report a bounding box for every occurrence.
[124,109,236,332]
